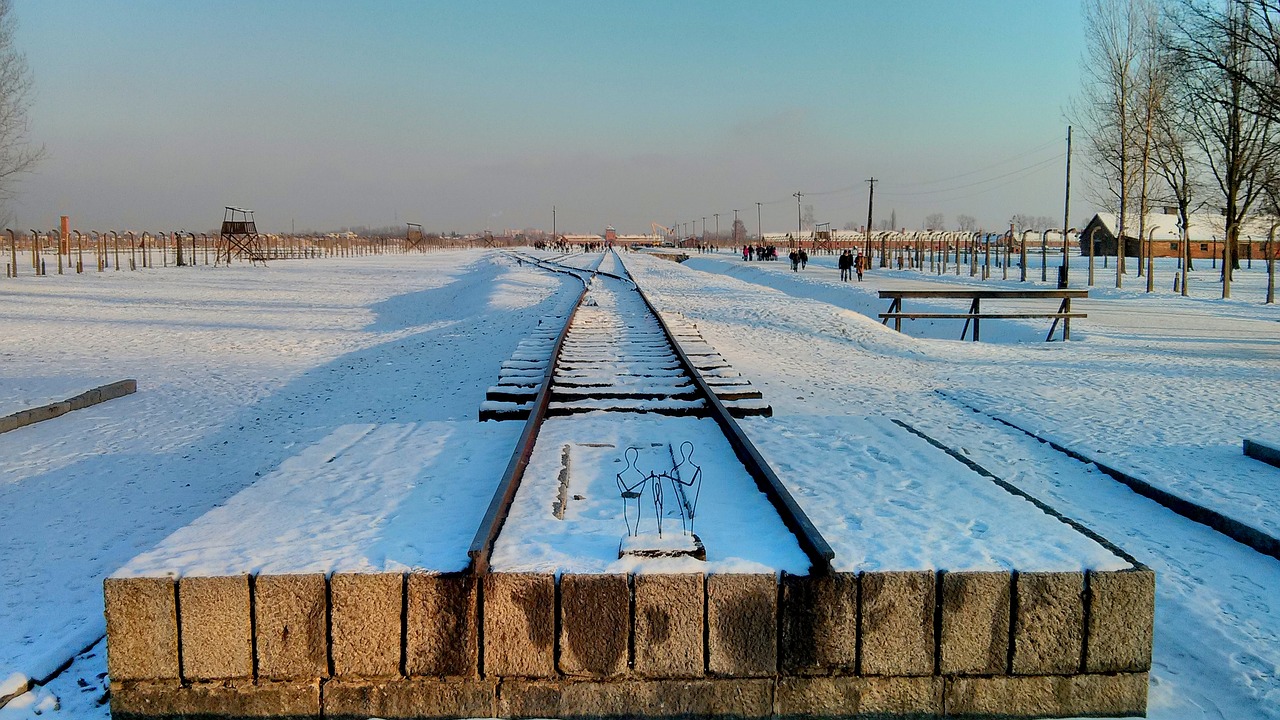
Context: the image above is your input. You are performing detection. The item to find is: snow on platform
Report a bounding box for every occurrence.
[489,413,811,574]
[743,415,1130,572]
[116,421,519,578]
[949,387,1280,551]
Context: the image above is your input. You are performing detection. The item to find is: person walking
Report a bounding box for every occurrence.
[855,252,865,281]
[789,250,800,272]
[839,250,851,281]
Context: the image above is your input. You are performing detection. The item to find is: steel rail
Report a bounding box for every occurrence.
[619,250,835,573]
[468,252,604,573]
[518,250,634,286]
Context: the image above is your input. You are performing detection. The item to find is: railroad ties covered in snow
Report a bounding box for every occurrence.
[479,280,769,421]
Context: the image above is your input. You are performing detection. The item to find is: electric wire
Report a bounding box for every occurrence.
[877,153,1065,198]
[692,135,1067,230]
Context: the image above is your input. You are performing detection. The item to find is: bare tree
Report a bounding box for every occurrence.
[0,0,44,224]
[1151,33,1207,289]
[1178,1,1280,124]
[1262,163,1280,302]
[1011,214,1057,230]
[1133,0,1168,282]
[1173,0,1278,297]
[1076,0,1145,288]
[956,214,978,231]
[923,212,946,230]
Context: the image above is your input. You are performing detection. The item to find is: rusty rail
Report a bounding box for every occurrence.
[623,251,835,573]
[467,251,605,573]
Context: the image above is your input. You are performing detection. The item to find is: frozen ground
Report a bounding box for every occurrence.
[0,252,574,711]
[1,248,1277,718]
[674,251,1280,545]
[626,250,1279,719]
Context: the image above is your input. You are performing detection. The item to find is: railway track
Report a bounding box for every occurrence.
[470,249,832,573]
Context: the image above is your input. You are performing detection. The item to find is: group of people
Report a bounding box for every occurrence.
[788,249,809,271]
[742,245,779,261]
[838,249,866,282]
[741,243,866,281]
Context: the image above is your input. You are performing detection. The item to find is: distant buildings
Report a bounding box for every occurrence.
[1080,211,1277,260]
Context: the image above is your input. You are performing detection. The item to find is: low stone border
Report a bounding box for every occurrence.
[946,395,1280,562]
[104,568,1153,718]
[1243,437,1280,469]
[0,379,137,434]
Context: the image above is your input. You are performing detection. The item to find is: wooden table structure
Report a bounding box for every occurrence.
[878,288,1088,341]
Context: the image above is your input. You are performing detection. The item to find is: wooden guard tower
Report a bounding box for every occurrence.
[217,207,266,265]
[406,222,424,250]
[813,226,834,254]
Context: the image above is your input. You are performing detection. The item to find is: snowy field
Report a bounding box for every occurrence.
[1,248,1277,718]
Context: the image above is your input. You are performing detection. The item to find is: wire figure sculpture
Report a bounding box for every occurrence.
[667,441,703,535]
[651,462,667,536]
[616,438,706,532]
[616,442,705,561]
[615,447,648,537]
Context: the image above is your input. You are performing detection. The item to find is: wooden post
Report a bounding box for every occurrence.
[1088,226,1096,286]
[1020,230,1027,282]
[1267,224,1276,305]
[1146,227,1157,293]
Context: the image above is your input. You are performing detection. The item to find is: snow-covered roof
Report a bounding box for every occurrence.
[1091,212,1279,242]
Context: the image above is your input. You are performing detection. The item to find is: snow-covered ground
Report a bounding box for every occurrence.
[0,252,573,711]
[626,249,1280,719]
[1,248,1277,718]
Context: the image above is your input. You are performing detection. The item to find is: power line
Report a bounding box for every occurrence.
[743,138,1063,210]
[876,153,1065,198]
[886,137,1063,189]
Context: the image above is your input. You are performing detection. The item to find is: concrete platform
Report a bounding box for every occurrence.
[104,409,1153,717]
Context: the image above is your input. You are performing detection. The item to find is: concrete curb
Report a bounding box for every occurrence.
[0,379,137,434]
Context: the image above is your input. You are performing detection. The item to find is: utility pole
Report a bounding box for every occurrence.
[713,213,719,247]
[1061,126,1072,288]
[793,192,803,249]
[552,205,556,241]
[866,178,879,266]
[756,202,762,242]
[732,209,739,245]
[702,216,707,244]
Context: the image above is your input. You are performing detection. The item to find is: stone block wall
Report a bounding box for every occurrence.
[104,567,1153,718]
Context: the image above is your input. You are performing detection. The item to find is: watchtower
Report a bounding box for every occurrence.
[216,207,266,265]
[406,222,424,250]
[813,224,834,254]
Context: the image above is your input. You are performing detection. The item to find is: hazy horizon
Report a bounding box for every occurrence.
[13,1,1087,236]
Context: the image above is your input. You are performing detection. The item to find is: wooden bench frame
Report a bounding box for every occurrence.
[878,289,1088,341]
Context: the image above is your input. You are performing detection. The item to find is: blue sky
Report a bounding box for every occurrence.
[12,1,1087,235]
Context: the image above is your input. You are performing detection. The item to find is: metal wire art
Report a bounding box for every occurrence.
[615,442,702,539]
